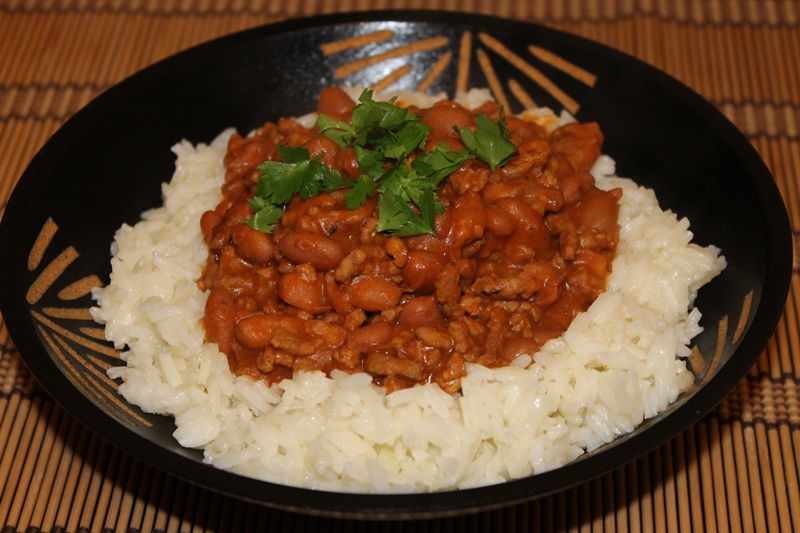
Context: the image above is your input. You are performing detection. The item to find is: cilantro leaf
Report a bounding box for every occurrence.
[254,159,305,205]
[416,188,438,231]
[376,120,430,160]
[412,142,474,184]
[247,88,518,238]
[278,144,312,164]
[344,174,376,210]
[375,189,436,237]
[378,164,424,202]
[317,114,356,147]
[254,144,341,204]
[246,203,284,233]
[350,90,394,145]
[354,144,385,179]
[321,169,352,191]
[248,144,344,229]
[377,100,414,130]
[456,113,516,171]
[321,170,375,210]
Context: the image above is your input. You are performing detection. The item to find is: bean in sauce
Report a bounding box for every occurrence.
[200,88,621,394]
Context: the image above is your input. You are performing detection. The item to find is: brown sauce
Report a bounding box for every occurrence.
[199,88,621,394]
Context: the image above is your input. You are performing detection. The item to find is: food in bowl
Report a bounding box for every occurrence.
[91,87,725,492]
[202,87,619,395]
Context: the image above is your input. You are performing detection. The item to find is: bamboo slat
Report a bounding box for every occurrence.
[1,1,799,532]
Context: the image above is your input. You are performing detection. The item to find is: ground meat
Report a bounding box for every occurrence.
[201,88,621,394]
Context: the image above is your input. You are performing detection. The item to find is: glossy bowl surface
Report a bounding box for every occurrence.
[0,10,792,519]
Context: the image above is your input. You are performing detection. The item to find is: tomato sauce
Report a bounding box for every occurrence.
[199,88,621,394]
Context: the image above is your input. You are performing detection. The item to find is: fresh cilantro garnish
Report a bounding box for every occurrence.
[375,189,436,237]
[344,174,377,210]
[378,164,437,212]
[323,172,376,210]
[254,144,326,204]
[317,89,439,237]
[412,142,474,185]
[246,200,284,233]
[375,120,430,160]
[247,199,283,233]
[247,144,344,232]
[316,114,356,147]
[246,89,517,237]
[353,144,385,179]
[456,112,516,171]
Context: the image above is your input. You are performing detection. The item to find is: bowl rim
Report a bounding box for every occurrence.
[0,9,793,520]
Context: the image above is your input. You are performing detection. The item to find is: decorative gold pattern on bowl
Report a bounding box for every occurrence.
[320,29,597,113]
[26,218,150,428]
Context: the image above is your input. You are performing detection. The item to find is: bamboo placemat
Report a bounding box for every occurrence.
[1,1,798,531]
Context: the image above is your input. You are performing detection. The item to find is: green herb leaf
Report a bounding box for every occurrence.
[246,202,284,233]
[248,89,518,238]
[375,188,436,237]
[253,144,342,204]
[321,169,352,191]
[412,142,474,184]
[253,159,305,205]
[317,114,356,147]
[248,144,344,229]
[376,120,430,160]
[321,171,376,210]
[416,188,438,231]
[456,113,515,171]
[344,174,376,210]
[354,144,385,179]
[378,164,422,201]
[278,144,312,164]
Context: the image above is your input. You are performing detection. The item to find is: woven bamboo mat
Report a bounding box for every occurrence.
[1,1,798,531]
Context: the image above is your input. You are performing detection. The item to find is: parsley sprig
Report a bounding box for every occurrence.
[246,89,516,236]
[456,113,516,171]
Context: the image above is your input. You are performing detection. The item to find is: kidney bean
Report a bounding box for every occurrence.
[200,210,221,244]
[485,204,514,236]
[302,135,340,168]
[209,198,253,252]
[348,322,394,353]
[550,122,603,174]
[565,187,622,236]
[347,276,403,312]
[317,87,356,118]
[557,171,595,205]
[333,146,360,178]
[522,184,564,215]
[500,337,539,362]
[398,296,444,330]
[232,223,275,265]
[223,135,276,183]
[305,320,347,350]
[235,314,306,351]
[278,230,345,271]
[421,103,473,138]
[277,266,332,314]
[448,192,486,248]
[219,244,252,276]
[401,250,442,292]
[204,288,236,355]
[415,326,453,350]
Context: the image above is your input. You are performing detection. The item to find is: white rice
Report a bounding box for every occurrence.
[91,96,725,493]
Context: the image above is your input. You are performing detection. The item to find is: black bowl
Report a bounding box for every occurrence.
[0,10,792,519]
